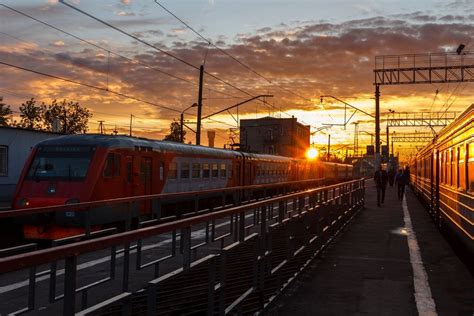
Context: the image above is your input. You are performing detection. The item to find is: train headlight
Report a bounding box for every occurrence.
[18,198,29,207]
[65,199,80,217]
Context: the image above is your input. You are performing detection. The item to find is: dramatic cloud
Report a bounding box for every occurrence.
[1,3,473,151]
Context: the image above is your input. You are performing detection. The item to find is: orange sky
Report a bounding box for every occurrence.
[1,1,473,162]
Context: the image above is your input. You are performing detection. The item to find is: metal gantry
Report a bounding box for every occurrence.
[391,132,435,143]
[373,51,474,162]
[374,52,474,85]
[386,111,457,127]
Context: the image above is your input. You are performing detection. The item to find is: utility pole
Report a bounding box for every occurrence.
[180,113,184,143]
[353,122,359,157]
[129,114,134,137]
[327,134,331,161]
[196,65,204,145]
[391,131,395,157]
[386,125,390,157]
[375,85,380,165]
[98,120,105,134]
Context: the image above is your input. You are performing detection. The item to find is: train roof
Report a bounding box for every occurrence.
[36,134,243,158]
[35,134,353,165]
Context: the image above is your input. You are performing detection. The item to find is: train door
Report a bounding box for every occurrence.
[430,152,435,215]
[125,155,134,197]
[435,150,440,224]
[140,157,152,215]
[140,157,152,195]
[244,160,252,185]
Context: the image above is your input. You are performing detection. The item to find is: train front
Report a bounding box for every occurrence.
[12,139,99,239]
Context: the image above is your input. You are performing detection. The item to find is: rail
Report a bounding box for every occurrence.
[0,179,365,315]
[1,177,327,219]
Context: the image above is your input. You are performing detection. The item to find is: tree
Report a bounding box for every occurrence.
[0,97,12,126]
[18,98,43,130]
[43,99,92,134]
[163,121,183,142]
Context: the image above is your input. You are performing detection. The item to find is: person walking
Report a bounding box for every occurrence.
[395,169,405,201]
[374,165,388,207]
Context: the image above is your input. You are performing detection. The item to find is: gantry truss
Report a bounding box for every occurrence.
[386,111,456,127]
[374,52,474,85]
[391,132,435,143]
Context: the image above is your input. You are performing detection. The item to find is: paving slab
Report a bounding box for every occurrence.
[272,181,474,315]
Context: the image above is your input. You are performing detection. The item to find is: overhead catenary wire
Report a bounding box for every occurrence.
[0,4,245,102]
[153,0,335,121]
[58,0,325,126]
[0,61,181,113]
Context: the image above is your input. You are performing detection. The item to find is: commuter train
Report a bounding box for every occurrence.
[12,134,353,239]
[410,104,473,252]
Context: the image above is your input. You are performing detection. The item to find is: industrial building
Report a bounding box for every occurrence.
[239,116,310,158]
[0,127,61,204]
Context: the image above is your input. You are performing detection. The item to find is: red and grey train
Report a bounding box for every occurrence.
[410,104,473,252]
[12,134,353,239]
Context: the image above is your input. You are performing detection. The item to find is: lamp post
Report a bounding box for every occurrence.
[180,103,198,143]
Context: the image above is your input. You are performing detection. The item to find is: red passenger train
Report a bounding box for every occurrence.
[12,134,353,239]
[410,104,473,253]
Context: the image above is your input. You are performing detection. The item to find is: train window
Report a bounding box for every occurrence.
[203,163,210,178]
[459,146,465,190]
[0,146,7,176]
[446,150,453,185]
[181,162,190,179]
[468,143,474,192]
[159,161,164,181]
[126,156,133,182]
[192,163,200,179]
[220,163,227,178]
[103,153,120,177]
[168,162,177,180]
[453,148,458,187]
[212,163,218,178]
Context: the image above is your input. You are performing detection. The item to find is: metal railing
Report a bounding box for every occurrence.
[0,179,365,315]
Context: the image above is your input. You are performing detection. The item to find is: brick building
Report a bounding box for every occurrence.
[239,116,310,158]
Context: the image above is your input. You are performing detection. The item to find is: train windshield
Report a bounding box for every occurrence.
[26,146,95,181]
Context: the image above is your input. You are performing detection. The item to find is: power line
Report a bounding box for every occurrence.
[0,61,181,113]
[153,1,323,105]
[0,4,244,102]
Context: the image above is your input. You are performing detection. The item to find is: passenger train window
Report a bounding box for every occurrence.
[169,162,177,180]
[203,163,210,178]
[459,146,465,190]
[159,162,164,181]
[212,163,218,178]
[181,162,190,179]
[192,163,200,179]
[220,163,226,178]
[468,143,474,193]
[103,153,120,177]
[126,158,133,183]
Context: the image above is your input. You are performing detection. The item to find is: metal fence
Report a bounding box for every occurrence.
[0,179,365,315]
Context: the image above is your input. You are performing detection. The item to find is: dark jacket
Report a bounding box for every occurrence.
[374,170,388,188]
[395,173,405,185]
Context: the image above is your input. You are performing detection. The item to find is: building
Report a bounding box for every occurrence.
[0,127,62,204]
[239,117,310,158]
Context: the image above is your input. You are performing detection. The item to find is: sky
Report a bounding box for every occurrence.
[1,0,473,160]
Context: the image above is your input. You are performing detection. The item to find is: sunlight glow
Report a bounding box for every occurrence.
[306,148,319,159]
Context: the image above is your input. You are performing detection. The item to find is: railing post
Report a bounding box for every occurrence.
[63,256,77,316]
[182,226,192,270]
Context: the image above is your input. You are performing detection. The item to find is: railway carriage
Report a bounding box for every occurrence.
[12,134,353,239]
[411,104,474,252]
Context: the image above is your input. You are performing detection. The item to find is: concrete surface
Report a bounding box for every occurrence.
[273,182,474,315]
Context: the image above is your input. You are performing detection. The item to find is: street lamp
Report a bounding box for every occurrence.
[180,103,198,143]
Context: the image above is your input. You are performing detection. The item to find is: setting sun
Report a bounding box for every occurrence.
[306,148,319,159]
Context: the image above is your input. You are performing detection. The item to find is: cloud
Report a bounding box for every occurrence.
[50,40,65,47]
[1,6,474,146]
[116,11,135,17]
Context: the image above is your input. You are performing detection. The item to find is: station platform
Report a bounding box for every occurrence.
[273,181,474,315]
